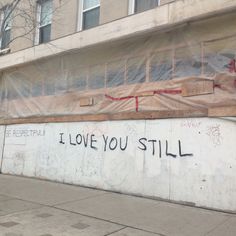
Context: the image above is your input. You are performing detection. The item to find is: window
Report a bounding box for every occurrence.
[127,56,146,84]
[174,45,202,78]
[129,0,159,14]
[88,64,104,89]
[107,60,125,87]
[150,50,173,81]
[0,5,12,49]
[68,68,87,91]
[79,0,100,31]
[204,37,236,76]
[7,72,31,100]
[36,0,53,44]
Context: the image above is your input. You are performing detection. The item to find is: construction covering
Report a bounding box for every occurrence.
[0,14,236,121]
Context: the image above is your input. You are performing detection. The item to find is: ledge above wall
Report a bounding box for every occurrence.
[1,0,236,72]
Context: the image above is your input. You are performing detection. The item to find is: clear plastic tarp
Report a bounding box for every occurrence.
[0,13,236,119]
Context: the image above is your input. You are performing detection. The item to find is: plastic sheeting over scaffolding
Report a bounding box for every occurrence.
[0,14,236,120]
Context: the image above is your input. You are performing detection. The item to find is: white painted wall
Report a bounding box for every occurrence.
[1,118,236,212]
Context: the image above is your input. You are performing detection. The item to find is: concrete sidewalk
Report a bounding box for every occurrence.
[0,175,235,236]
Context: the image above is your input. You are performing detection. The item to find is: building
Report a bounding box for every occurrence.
[0,0,236,212]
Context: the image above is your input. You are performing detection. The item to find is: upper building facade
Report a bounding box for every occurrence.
[0,0,234,72]
[0,0,171,53]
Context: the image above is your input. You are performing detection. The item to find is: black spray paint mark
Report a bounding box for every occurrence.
[165,140,177,158]
[76,134,82,145]
[148,139,157,156]
[69,134,76,146]
[83,134,89,147]
[59,133,65,144]
[103,135,129,151]
[138,138,147,151]
[159,140,162,158]
[178,140,193,157]
[103,135,109,151]
[59,133,98,150]
[120,136,128,151]
[58,132,193,158]
[109,137,118,150]
[91,134,98,150]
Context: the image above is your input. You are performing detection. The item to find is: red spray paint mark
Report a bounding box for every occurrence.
[135,96,139,112]
[105,94,134,101]
[105,94,139,112]
[214,84,221,89]
[105,89,181,112]
[228,59,236,73]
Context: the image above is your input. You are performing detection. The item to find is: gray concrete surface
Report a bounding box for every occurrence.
[0,175,235,236]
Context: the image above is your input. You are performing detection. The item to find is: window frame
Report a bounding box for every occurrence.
[77,0,100,31]
[129,0,160,15]
[35,0,53,45]
[0,5,12,50]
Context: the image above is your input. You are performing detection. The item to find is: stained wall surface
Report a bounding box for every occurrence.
[1,117,236,212]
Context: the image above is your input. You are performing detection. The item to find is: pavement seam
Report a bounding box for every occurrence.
[0,192,109,208]
[0,173,111,194]
[103,226,127,236]
[52,192,110,207]
[0,205,43,218]
[52,205,167,236]
[203,216,233,236]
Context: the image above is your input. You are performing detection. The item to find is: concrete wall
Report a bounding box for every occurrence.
[0,0,35,52]
[51,0,78,40]
[1,0,79,52]
[100,0,129,24]
[1,118,236,212]
[160,0,176,5]
[10,0,79,50]
[10,0,35,52]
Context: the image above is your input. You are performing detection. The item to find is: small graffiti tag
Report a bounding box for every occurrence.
[206,124,222,147]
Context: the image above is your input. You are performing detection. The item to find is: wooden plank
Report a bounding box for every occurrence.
[0,109,208,125]
[111,109,207,120]
[131,91,154,97]
[208,106,236,117]
[182,80,214,97]
[80,97,94,107]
